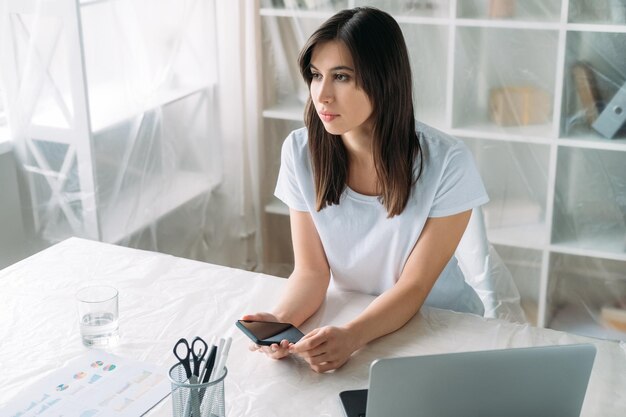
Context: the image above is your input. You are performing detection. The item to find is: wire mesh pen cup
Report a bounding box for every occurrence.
[168,361,227,417]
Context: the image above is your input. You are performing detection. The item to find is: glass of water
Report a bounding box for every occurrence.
[76,285,120,348]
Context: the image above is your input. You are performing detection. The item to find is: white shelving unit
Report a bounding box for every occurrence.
[2,0,221,245]
[257,0,626,340]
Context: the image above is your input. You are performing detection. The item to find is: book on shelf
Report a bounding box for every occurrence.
[489,86,552,127]
[571,61,604,126]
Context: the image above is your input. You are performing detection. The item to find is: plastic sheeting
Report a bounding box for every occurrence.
[258,0,626,340]
[1,0,625,345]
[0,0,259,269]
[0,238,625,416]
[457,208,526,324]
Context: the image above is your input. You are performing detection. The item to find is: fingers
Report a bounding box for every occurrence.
[292,342,327,360]
[289,327,354,372]
[250,340,291,359]
[267,341,291,359]
[295,344,330,366]
[291,331,330,365]
[291,329,325,353]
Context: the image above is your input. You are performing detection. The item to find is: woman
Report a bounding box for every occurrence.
[243,7,488,372]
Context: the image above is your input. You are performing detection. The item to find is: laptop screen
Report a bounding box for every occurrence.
[340,344,596,417]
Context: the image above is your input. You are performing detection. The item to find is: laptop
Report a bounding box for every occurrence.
[339,344,596,417]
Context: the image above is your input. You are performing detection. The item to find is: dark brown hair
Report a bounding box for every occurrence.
[297,7,422,217]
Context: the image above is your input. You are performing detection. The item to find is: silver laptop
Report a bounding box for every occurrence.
[339,344,596,417]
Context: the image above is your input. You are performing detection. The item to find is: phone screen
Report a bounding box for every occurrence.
[239,321,293,339]
[236,320,304,345]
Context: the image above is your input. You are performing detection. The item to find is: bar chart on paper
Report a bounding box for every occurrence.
[5,351,170,417]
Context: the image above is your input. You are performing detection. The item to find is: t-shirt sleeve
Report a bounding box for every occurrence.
[274,134,309,212]
[429,142,489,218]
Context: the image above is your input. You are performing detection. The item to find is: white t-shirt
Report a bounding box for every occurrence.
[274,121,489,315]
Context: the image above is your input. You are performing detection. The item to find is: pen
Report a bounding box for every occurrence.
[214,337,232,379]
[200,337,232,417]
[201,345,218,384]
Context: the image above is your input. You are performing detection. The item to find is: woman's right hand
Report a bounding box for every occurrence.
[241,312,293,360]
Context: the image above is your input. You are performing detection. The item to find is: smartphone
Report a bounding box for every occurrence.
[236,319,304,346]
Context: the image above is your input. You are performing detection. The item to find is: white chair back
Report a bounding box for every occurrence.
[456,208,527,324]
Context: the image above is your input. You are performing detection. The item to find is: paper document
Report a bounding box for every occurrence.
[6,350,170,417]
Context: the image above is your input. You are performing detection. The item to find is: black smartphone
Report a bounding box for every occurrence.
[236,319,304,346]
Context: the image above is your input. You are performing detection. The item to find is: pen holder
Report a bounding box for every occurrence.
[168,361,227,417]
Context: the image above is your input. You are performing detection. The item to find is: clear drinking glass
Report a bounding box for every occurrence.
[76,285,120,348]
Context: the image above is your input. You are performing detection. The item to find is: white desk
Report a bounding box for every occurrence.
[1,238,625,416]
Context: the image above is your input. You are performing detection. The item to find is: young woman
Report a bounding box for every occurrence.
[243,7,489,372]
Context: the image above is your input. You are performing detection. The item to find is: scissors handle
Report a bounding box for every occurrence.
[173,338,193,379]
[191,336,208,377]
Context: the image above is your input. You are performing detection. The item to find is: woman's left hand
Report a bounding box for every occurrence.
[289,326,359,373]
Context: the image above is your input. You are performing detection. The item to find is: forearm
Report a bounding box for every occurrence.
[345,212,472,349]
[272,269,330,327]
[344,279,431,349]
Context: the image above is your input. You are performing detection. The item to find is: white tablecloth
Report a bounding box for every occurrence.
[1,238,625,416]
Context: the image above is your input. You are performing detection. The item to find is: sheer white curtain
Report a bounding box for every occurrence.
[213,0,262,270]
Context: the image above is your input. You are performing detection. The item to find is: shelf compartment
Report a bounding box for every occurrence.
[101,171,218,244]
[92,90,221,244]
[37,153,220,245]
[568,0,626,26]
[487,223,549,250]
[457,0,561,23]
[462,138,551,247]
[546,253,626,341]
[560,30,626,143]
[550,303,626,341]
[452,27,559,138]
[355,0,451,18]
[261,15,325,120]
[552,147,626,257]
[400,22,448,130]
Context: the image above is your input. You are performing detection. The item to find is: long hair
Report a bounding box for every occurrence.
[297,7,422,217]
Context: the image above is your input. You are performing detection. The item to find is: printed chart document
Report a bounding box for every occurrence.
[6,350,170,417]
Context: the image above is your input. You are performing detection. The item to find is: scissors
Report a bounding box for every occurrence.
[173,336,208,381]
